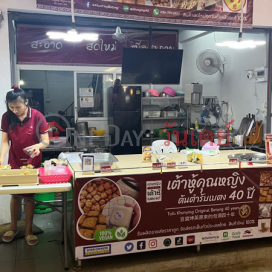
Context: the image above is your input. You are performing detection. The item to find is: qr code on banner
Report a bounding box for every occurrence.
[84,158,93,165]
[82,156,94,171]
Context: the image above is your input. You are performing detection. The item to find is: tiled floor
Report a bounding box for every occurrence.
[0,210,67,272]
[2,210,272,272]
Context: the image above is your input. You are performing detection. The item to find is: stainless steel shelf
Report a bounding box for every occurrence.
[142,97,184,100]
[143,137,168,140]
[143,117,187,120]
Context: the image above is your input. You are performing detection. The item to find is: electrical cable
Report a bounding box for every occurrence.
[45,71,50,104]
[71,0,75,24]
[238,0,244,42]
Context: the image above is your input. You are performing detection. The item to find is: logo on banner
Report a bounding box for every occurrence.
[239,205,251,218]
[123,6,129,12]
[85,1,91,7]
[187,236,195,244]
[232,231,241,239]
[124,242,134,252]
[137,241,146,250]
[148,239,157,249]
[223,0,247,12]
[83,245,111,257]
[163,238,172,247]
[243,229,254,238]
[94,227,128,242]
[201,233,219,242]
[222,232,229,241]
[146,181,162,203]
[175,237,183,246]
[115,227,128,241]
[153,8,160,16]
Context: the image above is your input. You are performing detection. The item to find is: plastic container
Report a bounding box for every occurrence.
[143,105,161,118]
[162,87,176,97]
[195,118,199,130]
[39,166,72,184]
[146,89,159,97]
[154,128,172,138]
[34,193,55,214]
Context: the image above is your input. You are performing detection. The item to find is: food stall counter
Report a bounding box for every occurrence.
[69,149,272,266]
[70,150,267,178]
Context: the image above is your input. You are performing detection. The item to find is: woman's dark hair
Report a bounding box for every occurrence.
[6,85,27,130]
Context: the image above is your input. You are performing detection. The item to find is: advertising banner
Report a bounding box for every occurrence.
[74,167,272,260]
[36,0,253,28]
[16,25,177,66]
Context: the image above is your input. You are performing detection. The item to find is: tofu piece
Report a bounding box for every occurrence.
[269,189,272,195]
[259,196,267,202]
[123,0,135,3]
[261,191,268,197]
[98,214,107,225]
[87,211,100,217]
[137,0,145,4]
[263,187,269,191]
[109,205,133,229]
[96,225,106,231]
[81,217,98,230]
[79,215,86,227]
[79,228,94,239]
[266,195,272,202]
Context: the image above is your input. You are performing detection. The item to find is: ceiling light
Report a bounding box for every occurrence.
[47,29,99,42]
[19,80,24,85]
[46,31,67,39]
[80,33,99,41]
[215,0,266,49]
[46,0,98,43]
[105,67,118,72]
[216,40,266,49]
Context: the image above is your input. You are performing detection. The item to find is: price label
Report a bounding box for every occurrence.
[101,165,111,173]
[152,162,162,170]
[229,158,238,165]
[167,162,176,168]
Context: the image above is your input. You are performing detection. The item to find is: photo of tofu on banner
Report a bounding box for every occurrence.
[223,0,247,13]
[102,196,141,232]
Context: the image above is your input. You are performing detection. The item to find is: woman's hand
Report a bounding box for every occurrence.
[23,145,40,158]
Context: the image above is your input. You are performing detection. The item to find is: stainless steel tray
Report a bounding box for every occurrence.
[79,153,118,171]
[228,153,266,163]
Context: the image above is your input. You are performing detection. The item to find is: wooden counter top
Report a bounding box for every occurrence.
[70,149,271,179]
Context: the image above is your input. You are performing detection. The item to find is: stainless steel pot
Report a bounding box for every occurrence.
[143,92,152,97]
[75,122,89,136]
[159,92,170,97]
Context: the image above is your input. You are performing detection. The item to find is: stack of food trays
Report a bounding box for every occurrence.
[0,164,38,187]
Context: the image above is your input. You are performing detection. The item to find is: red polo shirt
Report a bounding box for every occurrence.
[1,107,48,169]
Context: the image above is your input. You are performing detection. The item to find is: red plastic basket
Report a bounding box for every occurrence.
[39,167,72,184]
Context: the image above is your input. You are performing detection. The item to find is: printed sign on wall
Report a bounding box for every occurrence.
[17,25,177,66]
[36,0,253,28]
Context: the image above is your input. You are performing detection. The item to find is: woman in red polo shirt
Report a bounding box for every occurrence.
[0,86,49,246]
